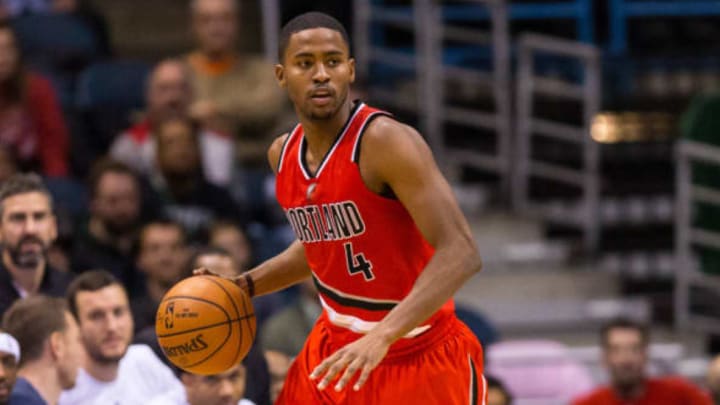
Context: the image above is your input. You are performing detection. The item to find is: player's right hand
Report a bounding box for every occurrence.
[192,267,252,298]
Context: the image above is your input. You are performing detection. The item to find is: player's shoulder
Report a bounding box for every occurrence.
[362,115,425,152]
[268,132,292,173]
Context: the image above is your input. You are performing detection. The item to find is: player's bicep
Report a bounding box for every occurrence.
[364,123,470,247]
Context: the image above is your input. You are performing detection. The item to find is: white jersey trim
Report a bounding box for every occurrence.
[319,295,431,338]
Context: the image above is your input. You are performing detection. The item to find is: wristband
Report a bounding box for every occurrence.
[243,273,255,298]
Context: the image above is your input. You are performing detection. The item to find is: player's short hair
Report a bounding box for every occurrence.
[278,12,350,62]
[0,173,53,218]
[87,158,138,199]
[2,295,69,366]
[66,270,125,320]
[600,317,649,348]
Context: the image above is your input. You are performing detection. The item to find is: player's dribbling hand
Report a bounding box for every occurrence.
[309,332,391,392]
[192,267,252,298]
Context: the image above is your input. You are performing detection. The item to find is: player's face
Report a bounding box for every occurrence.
[0,350,18,404]
[603,328,647,391]
[56,312,83,390]
[0,192,57,270]
[184,364,247,405]
[92,172,141,236]
[0,29,19,82]
[75,285,133,365]
[276,28,355,121]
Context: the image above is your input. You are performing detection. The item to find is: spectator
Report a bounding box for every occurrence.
[0,0,48,18]
[131,220,188,333]
[259,279,319,357]
[149,117,242,238]
[48,0,111,57]
[185,245,274,405]
[208,220,253,271]
[2,295,82,405]
[0,330,20,405]
[0,173,73,317]
[186,0,287,169]
[0,146,18,183]
[111,59,232,187]
[707,355,720,404]
[572,318,712,405]
[59,270,181,405]
[486,375,513,405]
[71,159,144,289]
[264,351,291,404]
[148,363,254,405]
[0,21,69,176]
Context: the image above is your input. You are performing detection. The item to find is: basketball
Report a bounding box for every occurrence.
[155,275,256,375]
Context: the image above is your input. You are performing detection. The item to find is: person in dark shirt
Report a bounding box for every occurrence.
[130,219,189,332]
[148,117,244,241]
[2,296,82,405]
[0,330,20,405]
[0,173,73,318]
[71,159,145,289]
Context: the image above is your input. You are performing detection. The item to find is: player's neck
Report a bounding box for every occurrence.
[300,101,353,160]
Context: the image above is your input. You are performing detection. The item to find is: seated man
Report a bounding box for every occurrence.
[3,296,82,405]
[0,173,74,318]
[111,59,233,187]
[59,271,181,405]
[0,330,20,405]
[148,363,254,405]
[572,318,712,405]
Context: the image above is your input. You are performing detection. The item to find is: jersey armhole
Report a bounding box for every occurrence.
[351,112,398,199]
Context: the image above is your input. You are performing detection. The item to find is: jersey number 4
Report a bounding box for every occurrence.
[344,242,375,281]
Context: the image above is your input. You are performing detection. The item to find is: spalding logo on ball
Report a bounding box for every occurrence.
[155,275,256,375]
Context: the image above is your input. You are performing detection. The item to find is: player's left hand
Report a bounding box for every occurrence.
[309,332,391,392]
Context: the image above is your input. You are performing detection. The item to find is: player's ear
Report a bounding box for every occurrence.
[275,64,286,88]
[348,57,355,84]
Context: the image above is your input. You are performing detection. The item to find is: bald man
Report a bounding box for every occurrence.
[111,59,233,186]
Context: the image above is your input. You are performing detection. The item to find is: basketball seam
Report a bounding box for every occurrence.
[156,316,254,338]
[204,276,246,370]
[157,294,235,370]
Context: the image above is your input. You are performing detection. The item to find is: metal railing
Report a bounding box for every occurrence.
[513,33,602,252]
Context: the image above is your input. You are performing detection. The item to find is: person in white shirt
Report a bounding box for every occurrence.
[148,363,254,405]
[59,270,181,405]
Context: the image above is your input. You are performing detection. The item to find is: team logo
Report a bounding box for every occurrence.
[164,302,175,329]
[306,183,318,202]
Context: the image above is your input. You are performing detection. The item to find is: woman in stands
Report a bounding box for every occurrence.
[0,21,69,176]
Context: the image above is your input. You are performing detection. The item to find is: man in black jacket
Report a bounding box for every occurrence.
[0,173,73,318]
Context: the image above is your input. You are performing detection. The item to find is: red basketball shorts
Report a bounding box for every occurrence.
[275,312,486,405]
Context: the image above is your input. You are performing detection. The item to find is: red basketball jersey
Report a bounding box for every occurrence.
[275,102,454,342]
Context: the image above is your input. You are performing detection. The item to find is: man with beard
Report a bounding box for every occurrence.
[131,220,189,332]
[0,173,74,317]
[110,59,233,187]
[59,270,181,405]
[572,318,711,405]
[71,159,148,290]
[2,296,82,405]
[0,330,20,405]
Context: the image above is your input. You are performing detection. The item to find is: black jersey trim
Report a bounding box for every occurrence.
[312,274,398,311]
[351,111,392,163]
[277,124,300,173]
[298,101,364,179]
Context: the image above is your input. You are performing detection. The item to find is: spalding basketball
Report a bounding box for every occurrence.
[156,275,256,375]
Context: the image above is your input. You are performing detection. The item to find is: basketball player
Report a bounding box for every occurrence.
[197,12,485,404]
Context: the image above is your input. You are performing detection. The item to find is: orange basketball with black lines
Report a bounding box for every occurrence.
[155,275,256,375]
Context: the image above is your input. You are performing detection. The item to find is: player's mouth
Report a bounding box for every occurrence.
[310,89,334,106]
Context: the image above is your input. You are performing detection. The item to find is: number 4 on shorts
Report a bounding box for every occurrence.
[343,242,375,281]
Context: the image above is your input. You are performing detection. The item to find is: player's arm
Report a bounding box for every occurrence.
[238,134,313,296]
[311,117,482,391]
[196,134,312,296]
